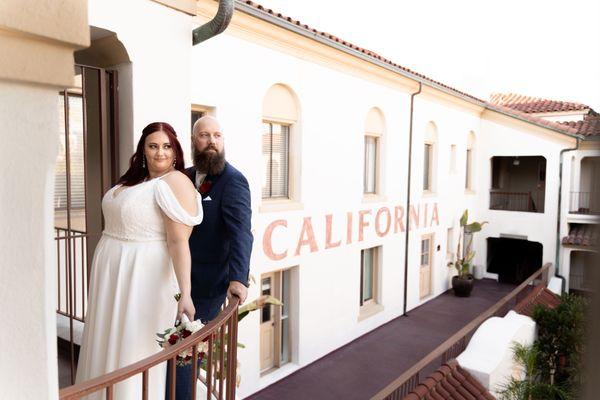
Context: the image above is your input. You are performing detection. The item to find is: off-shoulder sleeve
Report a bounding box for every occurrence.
[154,179,203,226]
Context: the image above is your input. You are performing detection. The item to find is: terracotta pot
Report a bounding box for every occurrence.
[452,274,474,297]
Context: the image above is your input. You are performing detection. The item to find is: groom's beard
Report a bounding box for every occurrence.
[193,145,226,176]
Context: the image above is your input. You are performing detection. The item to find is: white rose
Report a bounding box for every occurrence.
[188,320,204,332]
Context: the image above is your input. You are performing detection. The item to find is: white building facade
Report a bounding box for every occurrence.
[1,0,597,398]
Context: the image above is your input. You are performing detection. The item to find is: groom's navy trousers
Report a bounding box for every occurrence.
[166,162,252,400]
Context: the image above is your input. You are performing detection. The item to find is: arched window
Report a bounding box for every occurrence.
[466,131,476,191]
[423,122,438,192]
[364,107,385,195]
[262,84,299,200]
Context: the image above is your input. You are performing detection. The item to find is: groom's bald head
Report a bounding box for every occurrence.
[192,116,225,174]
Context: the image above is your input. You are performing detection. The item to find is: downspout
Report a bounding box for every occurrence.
[403,82,422,315]
[555,138,581,293]
[192,0,234,45]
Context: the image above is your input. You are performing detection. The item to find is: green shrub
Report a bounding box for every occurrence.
[532,294,587,397]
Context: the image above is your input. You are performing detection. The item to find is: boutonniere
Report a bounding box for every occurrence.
[198,180,212,195]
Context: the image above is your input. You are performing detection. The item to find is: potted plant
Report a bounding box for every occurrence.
[447,209,487,297]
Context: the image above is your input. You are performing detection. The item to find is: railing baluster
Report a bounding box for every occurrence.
[142,370,148,400]
[169,357,177,400]
[226,317,234,399]
[191,345,198,400]
[228,310,238,399]
[57,229,61,311]
[81,235,85,320]
[73,237,77,318]
[219,324,225,400]
[207,335,213,399]
[105,385,113,400]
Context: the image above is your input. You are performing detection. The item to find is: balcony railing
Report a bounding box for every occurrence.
[55,227,89,322]
[55,226,90,385]
[371,263,551,400]
[59,298,240,400]
[489,190,540,212]
[569,191,600,215]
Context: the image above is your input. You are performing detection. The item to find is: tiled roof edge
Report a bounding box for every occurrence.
[234,0,589,141]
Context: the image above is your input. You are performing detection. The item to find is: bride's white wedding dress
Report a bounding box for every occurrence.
[76,173,203,399]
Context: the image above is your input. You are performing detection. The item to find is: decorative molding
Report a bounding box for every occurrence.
[0,1,89,87]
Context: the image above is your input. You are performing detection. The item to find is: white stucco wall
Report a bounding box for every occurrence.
[476,116,576,281]
[186,30,561,396]
[88,0,194,168]
[557,146,599,290]
[0,82,61,400]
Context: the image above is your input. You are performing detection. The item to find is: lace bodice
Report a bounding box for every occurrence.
[102,176,203,241]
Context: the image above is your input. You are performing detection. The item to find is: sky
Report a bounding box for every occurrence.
[254,0,600,110]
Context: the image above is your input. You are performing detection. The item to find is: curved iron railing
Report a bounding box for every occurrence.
[59,298,240,400]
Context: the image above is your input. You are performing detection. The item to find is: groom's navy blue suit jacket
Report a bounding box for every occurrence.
[184,162,252,317]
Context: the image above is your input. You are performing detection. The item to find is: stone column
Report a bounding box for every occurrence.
[0,1,89,399]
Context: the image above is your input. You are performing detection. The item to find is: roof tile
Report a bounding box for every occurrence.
[490,93,590,114]
[401,360,495,400]
[241,1,596,138]
[562,224,598,246]
[513,285,561,317]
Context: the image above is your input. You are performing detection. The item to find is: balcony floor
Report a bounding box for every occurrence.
[246,278,516,400]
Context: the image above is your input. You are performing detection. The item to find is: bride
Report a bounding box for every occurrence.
[76,122,202,399]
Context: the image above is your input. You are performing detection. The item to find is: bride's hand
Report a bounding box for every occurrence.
[178,294,196,322]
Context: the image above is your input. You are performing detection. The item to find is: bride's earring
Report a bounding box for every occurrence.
[172,157,176,167]
[142,155,146,169]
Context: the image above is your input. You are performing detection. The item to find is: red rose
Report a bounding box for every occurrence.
[182,329,191,338]
[198,180,212,195]
[168,334,179,345]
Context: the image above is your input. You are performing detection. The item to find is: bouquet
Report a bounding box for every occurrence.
[156,314,208,366]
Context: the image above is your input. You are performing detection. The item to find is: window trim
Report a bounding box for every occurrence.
[465,147,474,192]
[260,268,294,375]
[423,141,435,193]
[363,133,379,195]
[262,120,291,200]
[419,233,434,300]
[359,246,384,321]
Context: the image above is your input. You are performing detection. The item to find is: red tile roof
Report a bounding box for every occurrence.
[238,0,484,103]
[238,1,596,139]
[562,224,598,247]
[401,359,495,400]
[513,285,561,317]
[561,114,600,138]
[490,93,590,114]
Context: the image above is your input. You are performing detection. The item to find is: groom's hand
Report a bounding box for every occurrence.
[227,281,248,304]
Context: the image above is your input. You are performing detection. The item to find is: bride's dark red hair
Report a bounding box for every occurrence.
[117,122,185,186]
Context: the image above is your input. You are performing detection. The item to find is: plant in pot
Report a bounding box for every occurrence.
[447,209,487,297]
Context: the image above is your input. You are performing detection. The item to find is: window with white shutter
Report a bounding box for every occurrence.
[262,122,290,199]
[423,143,432,191]
[55,93,86,211]
[364,136,377,194]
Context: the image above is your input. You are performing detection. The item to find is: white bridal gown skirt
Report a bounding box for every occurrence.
[76,235,179,400]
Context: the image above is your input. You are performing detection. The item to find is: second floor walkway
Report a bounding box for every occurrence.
[247,278,516,400]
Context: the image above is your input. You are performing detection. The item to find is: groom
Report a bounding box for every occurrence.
[168,115,253,399]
